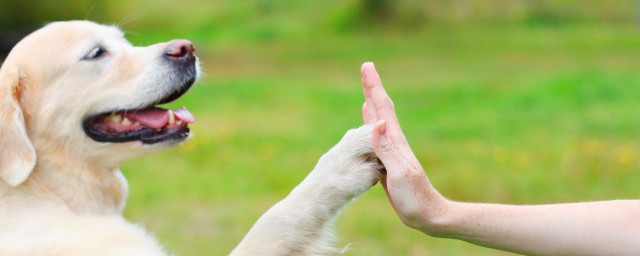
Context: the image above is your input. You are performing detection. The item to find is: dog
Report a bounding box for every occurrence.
[0,21,382,255]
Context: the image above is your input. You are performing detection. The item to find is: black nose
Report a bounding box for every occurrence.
[164,39,195,61]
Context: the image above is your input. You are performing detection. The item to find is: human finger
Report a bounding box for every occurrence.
[362,102,376,125]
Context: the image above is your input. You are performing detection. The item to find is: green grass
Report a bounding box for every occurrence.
[121,24,640,255]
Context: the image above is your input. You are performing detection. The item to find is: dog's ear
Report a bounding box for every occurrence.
[0,66,36,187]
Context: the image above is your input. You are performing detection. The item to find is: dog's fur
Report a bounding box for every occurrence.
[0,21,382,255]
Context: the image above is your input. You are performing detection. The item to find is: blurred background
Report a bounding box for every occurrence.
[2,0,640,255]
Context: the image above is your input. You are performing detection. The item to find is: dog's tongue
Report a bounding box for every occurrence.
[174,107,195,123]
[125,107,195,129]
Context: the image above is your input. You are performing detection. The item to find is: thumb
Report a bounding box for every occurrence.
[373,119,414,182]
[372,119,395,158]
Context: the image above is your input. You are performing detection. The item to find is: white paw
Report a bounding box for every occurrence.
[306,125,384,201]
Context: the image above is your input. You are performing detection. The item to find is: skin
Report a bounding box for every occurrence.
[360,62,640,256]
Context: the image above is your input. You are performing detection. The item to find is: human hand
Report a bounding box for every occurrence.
[359,63,640,255]
[360,62,449,232]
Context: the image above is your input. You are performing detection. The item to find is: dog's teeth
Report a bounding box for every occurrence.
[168,110,175,125]
[122,117,132,126]
[108,113,122,123]
[176,120,183,125]
[133,121,140,126]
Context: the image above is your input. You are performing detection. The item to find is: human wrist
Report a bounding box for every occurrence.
[411,191,458,237]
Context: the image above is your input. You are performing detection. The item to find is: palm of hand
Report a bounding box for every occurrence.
[360,62,445,231]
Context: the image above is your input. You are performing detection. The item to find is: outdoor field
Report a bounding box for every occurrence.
[2,1,640,255]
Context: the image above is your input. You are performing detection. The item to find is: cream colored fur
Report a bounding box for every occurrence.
[0,21,381,255]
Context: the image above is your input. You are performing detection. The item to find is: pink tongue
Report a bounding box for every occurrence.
[124,107,195,129]
[125,108,168,129]
[174,107,195,123]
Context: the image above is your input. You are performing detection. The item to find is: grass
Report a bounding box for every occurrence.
[116,24,640,255]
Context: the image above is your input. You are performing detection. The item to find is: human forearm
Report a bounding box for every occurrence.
[424,200,640,256]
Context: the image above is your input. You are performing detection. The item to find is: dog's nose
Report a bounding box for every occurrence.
[164,39,195,61]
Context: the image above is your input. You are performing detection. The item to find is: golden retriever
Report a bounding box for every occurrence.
[0,21,382,255]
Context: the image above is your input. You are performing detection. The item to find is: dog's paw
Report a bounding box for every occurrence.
[306,125,384,201]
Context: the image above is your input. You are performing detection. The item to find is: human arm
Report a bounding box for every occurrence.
[360,62,640,255]
[434,200,640,255]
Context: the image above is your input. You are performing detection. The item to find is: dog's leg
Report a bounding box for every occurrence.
[230,125,382,256]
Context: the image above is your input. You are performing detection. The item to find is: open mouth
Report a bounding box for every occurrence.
[83,79,196,144]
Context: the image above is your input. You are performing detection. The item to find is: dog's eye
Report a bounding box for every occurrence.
[82,46,107,61]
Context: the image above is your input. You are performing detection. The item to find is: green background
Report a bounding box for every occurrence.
[2,1,639,255]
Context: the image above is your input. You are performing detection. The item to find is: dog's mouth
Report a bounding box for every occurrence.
[84,106,195,144]
[83,80,196,144]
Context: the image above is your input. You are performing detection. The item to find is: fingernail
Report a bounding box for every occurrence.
[362,62,374,70]
[361,62,370,73]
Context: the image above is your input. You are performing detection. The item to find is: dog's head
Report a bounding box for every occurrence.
[0,21,199,186]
